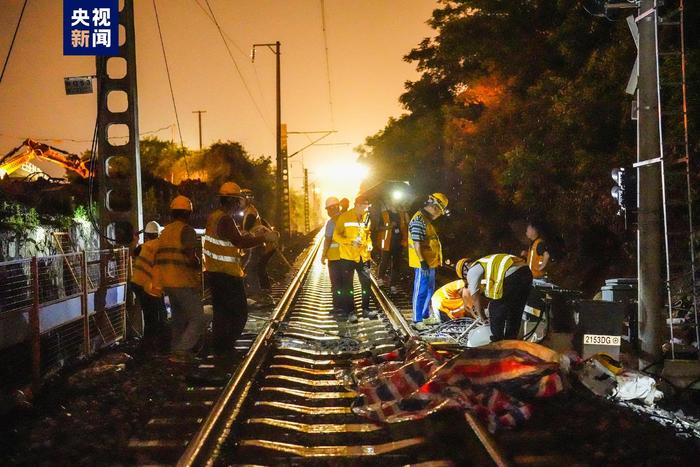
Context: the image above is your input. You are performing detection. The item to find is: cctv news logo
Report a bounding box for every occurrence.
[63,0,119,56]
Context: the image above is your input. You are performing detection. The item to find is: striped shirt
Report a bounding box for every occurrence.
[408,210,428,242]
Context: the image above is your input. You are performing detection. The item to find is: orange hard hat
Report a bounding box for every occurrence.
[170,195,193,212]
[219,181,242,197]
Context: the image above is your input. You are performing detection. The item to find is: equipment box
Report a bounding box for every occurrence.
[600,278,637,345]
[574,300,626,359]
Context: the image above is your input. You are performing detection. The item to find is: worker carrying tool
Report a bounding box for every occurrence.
[130,220,167,350]
[377,199,409,293]
[430,278,476,323]
[332,195,377,323]
[155,196,204,363]
[456,254,533,342]
[408,192,448,329]
[203,182,279,355]
[240,188,277,296]
[520,219,551,279]
[321,196,343,313]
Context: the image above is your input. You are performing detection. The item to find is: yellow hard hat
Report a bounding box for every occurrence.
[429,192,449,213]
[170,195,193,212]
[325,196,340,208]
[455,258,470,279]
[219,181,242,197]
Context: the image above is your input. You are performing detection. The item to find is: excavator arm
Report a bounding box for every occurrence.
[0,139,91,179]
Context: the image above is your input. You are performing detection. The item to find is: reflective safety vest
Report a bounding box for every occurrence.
[408,211,442,269]
[380,210,409,252]
[155,221,200,288]
[528,238,546,279]
[360,211,372,262]
[242,204,262,233]
[333,208,366,263]
[431,279,472,320]
[475,254,526,300]
[325,216,341,261]
[203,209,244,277]
[131,239,163,297]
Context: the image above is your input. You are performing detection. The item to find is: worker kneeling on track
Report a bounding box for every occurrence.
[204,182,279,356]
[456,254,533,342]
[131,220,168,351]
[430,278,477,323]
[155,196,204,363]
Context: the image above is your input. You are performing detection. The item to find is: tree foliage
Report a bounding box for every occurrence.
[359,0,700,292]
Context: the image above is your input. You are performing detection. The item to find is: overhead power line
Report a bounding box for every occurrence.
[202,0,274,134]
[319,0,336,129]
[152,0,190,176]
[0,0,28,84]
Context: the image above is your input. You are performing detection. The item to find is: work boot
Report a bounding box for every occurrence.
[413,321,428,331]
[362,309,377,319]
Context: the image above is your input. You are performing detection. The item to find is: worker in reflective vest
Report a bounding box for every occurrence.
[457,254,532,341]
[408,193,448,328]
[377,202,409,292]
[321,197,343,312]
[430,279,476,322]
[204,182,279,355]
[521,220,550,279]
[131,220,166,349]
[155,196,204,363]
[240,188,277,296]
[332,195,377,322]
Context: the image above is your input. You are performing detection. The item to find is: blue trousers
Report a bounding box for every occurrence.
[412,268,435,322]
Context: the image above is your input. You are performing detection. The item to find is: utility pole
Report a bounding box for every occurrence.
[636,0,664,367]
[192,110,206,150]
[303,168,310,234]
[252,41,288,237]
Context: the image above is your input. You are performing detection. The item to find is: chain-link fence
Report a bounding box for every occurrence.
[0,248,129,390]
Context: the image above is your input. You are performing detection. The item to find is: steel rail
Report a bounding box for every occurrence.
[177,232,323,467]
[370,274,510,467]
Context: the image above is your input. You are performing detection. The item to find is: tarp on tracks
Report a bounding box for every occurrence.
[348,338,566,432]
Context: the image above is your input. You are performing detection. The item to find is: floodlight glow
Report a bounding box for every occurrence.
[392,190,403,201]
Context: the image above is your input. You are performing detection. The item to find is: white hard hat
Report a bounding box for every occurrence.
[325,196,340,209]
[467,323,493,347]
[144,221,161,234]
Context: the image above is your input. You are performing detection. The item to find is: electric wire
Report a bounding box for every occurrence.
[319,0,336,128]
[152,0,190,177]
[202,0,274,134]
[0,0,28,84]
[0,125,175,144]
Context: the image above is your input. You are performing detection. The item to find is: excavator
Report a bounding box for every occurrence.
[0,138,91,179]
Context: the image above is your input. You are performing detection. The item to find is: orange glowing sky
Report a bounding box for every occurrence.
[0,0,436,201]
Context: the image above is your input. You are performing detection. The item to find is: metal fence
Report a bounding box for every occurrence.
[0,249,129,390]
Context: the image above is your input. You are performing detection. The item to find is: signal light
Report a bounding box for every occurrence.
[611,166,636,213]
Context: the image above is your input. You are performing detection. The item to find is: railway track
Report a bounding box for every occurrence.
[176,234,505,466]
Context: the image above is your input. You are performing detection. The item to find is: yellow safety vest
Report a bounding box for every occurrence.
[431,279,471,320]
[475,254,525,300]
[408,211,442,269]
[380,210,409,251]
[131,239,162,297]
[203,209,244,277]
[155,221,200,288]
[325,216,341,261]
[333,209,367,263]
[360,211,372,262]
[528,238,546,279]
[242,204,262,233]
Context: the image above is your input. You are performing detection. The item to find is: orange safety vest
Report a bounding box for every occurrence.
[155,221,200,288]
[380,210,409,251]
[528,238,547,279]
[203,209,245,277]
[431,279,473,320]
[131,239,163,297]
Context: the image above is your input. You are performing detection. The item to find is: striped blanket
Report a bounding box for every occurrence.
[350,338,565,432]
